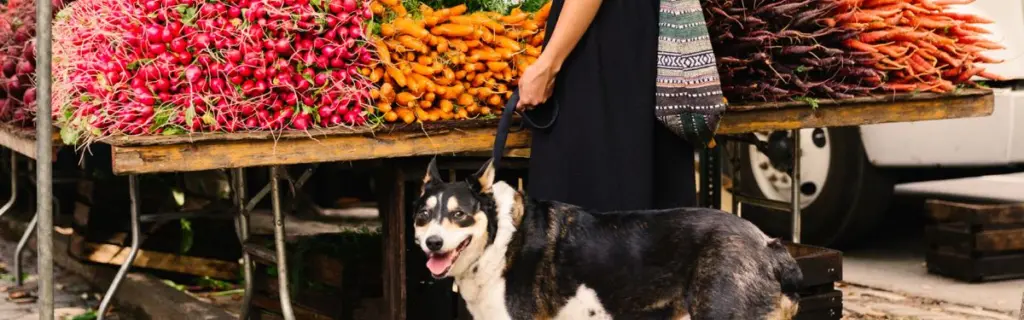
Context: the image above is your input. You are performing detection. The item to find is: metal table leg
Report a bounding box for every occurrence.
[97,175,141,320]
[269,166,296,320]
[14,212,37,286]
[699,147,723,209]
[0,152,16,221]
[790,130,802,244]
[14,196,57,286]
[232,168,254,320]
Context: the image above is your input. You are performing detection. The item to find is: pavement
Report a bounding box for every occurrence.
[0,228,115,320]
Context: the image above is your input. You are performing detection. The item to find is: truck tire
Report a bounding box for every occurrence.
[729,126,893,248]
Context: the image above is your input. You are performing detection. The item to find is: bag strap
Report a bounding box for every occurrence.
[491,90,558,168]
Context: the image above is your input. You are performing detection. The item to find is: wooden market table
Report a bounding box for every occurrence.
[72,88,993,319]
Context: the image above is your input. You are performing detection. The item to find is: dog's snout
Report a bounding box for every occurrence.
[426,236,443,251]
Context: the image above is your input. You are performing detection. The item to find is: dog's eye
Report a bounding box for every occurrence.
[452,211,466,219]
[415,211,429,220]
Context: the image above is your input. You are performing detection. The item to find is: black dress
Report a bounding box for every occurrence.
[526,0,696,211]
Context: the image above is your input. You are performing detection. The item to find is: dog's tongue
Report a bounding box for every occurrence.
[426,254,454,275]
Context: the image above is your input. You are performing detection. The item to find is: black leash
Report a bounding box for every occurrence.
[490,89,558,169]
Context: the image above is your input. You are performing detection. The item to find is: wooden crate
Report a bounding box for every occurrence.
[787,243,844,320]
[925,199,1024,282]
[249,232,384,320]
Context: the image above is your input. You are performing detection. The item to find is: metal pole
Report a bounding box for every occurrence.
[270,166,296,320]
[14,212,38,286]
[97,175,141,320]
[34,0,55,313]
[232,168,254,320]
[0,152,17,220]
[790,130,802,244]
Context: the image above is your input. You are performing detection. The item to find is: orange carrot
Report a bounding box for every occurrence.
[439,99,454,112]
[394,18,430,39]
[431,24,477,37]
[397,92,417,108]
[411,63,435,76]
[487,61,510,72]
[457,93,474,106]
[386,66,407,87]
[398,35,429,53]
[844,39,879,53]
[534,1,552,23]
[935,11,993,24]
[375,38,392,65]
[501,10,528,24]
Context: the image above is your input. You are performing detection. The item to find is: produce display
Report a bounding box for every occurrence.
[52,0,376,140]
[367,0,550,123]
[702,0,1004,102]
[0,0,70,126]
[1,0,999,143]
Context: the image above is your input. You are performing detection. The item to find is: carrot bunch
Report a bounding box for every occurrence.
[367,1,551,124]
[702,0,881,101]
[838,0,1004,93]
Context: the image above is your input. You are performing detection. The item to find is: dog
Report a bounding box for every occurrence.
[412,158,803,319]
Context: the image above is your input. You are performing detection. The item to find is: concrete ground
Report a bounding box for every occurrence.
[0,229,115,320]
[840,192,1024,317]
[711,171,1023,319]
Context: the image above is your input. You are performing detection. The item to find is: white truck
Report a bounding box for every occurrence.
[728,0,1024,247]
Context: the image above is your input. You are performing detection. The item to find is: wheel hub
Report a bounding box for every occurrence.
[747,129,832,209]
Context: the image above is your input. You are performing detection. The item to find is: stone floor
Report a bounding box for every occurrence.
[841,283,1019,320]
[0,229,122,320]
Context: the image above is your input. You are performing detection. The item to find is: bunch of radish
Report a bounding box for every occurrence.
[0,0,70,126]
[701,0,882,102]
[53,0,375,141]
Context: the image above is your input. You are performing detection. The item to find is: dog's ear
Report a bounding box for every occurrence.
[421,157,443,195]
[472,158,496,193]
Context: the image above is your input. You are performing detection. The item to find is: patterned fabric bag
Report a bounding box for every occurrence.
[655,0,727,147]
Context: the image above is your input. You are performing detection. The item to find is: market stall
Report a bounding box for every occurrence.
[73,87,988,319]
[7,0,1007,316]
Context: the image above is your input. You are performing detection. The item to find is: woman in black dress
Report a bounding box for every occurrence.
[518,0,696,211]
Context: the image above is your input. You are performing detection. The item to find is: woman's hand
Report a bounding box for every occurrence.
[516,58,559,111]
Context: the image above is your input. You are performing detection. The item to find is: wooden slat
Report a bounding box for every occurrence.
[716,89,994,134]
[100,118,505,147]
[0,124,61,160]
[111,128,531,174]
[108,90,994,174]
[927,199,1024,225]
[74,240,239,279]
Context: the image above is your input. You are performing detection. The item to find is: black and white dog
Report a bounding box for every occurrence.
[412,159,803,319]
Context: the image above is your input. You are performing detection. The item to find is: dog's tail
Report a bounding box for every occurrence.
[767,238,803,303]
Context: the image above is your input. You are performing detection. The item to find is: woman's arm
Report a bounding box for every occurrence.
[517,0,603,109]
[538,0,603,71]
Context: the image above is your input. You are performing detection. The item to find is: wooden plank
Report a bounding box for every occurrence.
[726,88,990,111]
[787,243,844,288]
[107,90,993,174]
[717,89,994,134]
[110,128,531,174]
[976,228,1024,252]
[927,199,1024,225]
[72,239,239,279]
[100,118,504,147]
[927,250,1024,282]
[0,124,61,160]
